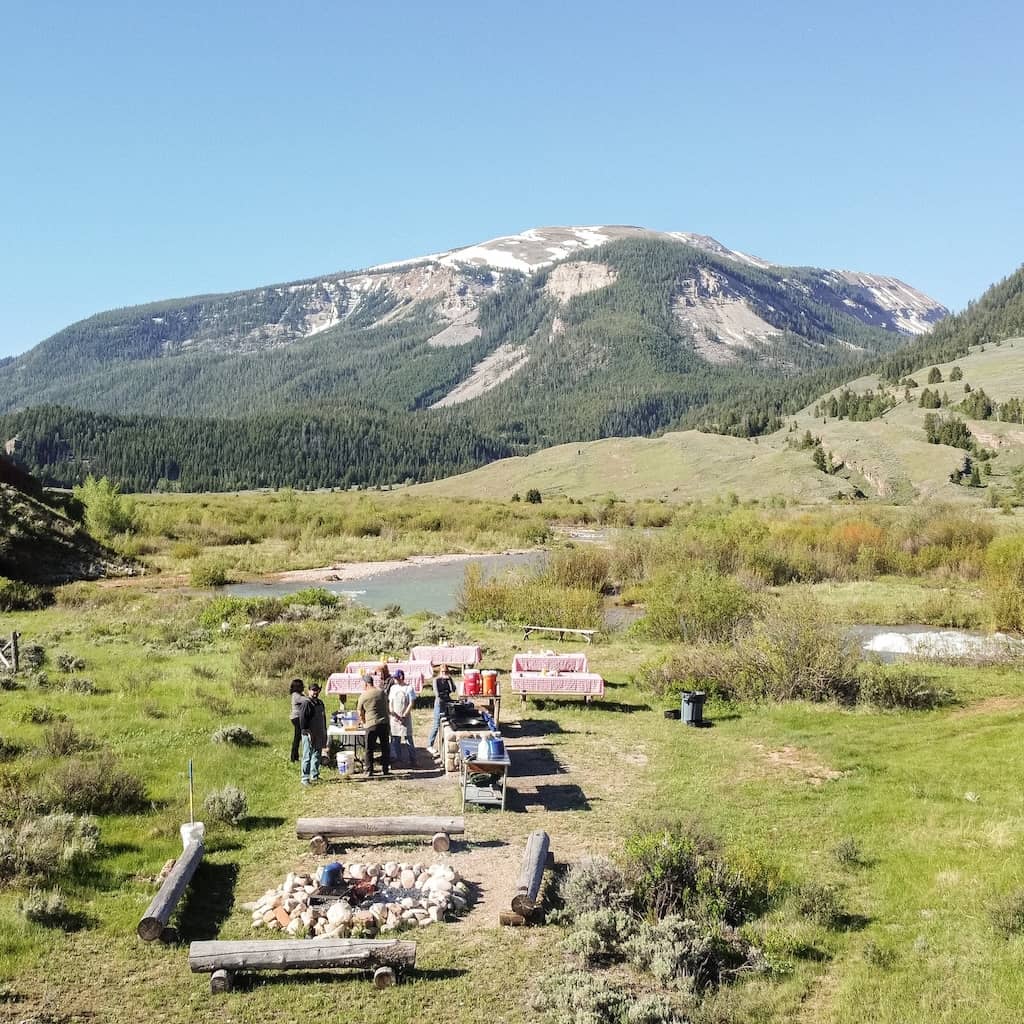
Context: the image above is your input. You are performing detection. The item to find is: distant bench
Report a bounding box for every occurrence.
[522,625,596,644]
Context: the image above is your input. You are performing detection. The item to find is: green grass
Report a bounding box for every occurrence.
[4,505,1024,1022]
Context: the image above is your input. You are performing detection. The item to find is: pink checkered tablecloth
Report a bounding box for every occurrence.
[510,671,604,696]
[410,644,483,666]
[511,652,589,673]
[343,660,433,687]
[328,671,426,694]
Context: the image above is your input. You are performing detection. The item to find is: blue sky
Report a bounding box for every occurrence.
[1,0,1022,358]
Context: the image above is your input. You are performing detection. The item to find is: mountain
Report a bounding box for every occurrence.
[0,228,951,490]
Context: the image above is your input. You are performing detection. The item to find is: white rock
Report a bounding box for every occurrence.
[266,919,281,931]
[286,919,302,936]
[349,864,366,880]
[283,873,295,893]
[415,872,429,888]
[453,881,468,895]
[401,911,418,923]
[383,861,398,877]
[367,864,381,878]
[428,906,443,923]
[442,867,456,882]
[399,896,415,909]
[399,870,416,890]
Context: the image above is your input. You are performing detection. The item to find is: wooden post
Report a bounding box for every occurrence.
[188,938,416,974]
[511,830,550,918]
[210,969,234,994]
[296,816,464,841]
[137,840,204,941]
[10,632,18,673]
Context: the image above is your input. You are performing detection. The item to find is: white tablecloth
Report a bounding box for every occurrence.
[410,644,482,666]
[511,652,589,673]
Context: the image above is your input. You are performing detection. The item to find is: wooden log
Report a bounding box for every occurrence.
[137,840,204,942]
[373,966,396,988]
[188,938,417,974]
[296,816,464,840]
[511,830,550,917]
[499,911,526,927]
[210,969,233,994]
[10,632,18,673]
[431,831,450,853]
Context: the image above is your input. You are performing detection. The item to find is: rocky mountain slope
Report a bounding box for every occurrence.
[0,227,945,420]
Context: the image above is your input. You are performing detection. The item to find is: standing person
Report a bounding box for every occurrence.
[299,682,327,786]
[289,678,306,763]
[357,673,391,777]
[427,665,455,756]
[388,669,416,766]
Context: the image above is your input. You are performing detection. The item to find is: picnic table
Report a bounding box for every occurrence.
[512,652,589,673]
[343,660,433,688]
[410,644,482,667]
[509,670,605,701]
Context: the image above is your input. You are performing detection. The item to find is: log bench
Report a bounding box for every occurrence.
[137,839,204,942]
[296,815,465,854]
[522,625,596,644]
[188,938,416,993]
[508,830,551,923]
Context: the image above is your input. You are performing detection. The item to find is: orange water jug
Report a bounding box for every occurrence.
[482,670,498,696]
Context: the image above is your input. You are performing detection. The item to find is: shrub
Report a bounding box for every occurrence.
[533,969,684,1024]
[240,622,345,681]
[0,737,21,761]
[72,475,136,537]
[333,615,413,655]
[60,676,96,695]
[197,595,285,629]
[203,784,248,825]
[0,578,53,612]
[55,653,86,673]
[190,560,230,587]
[21,706,58,725]
[284,588,339,608]
[211,724,256,746]
[526,489,542,504]
[544,547,613,593]
[856,662,953,710]
[49,756,147,814]
[795,882,845,927]
[862,941,897,969]
[170,540,202,560]
[991,890,1024,936]
[17,887,75,928]
[18,643,46,669]
[456,564,602,628]
[634,569,757,643]
[558,857,631,920]
[0,813,99,881]
[42,723,93,757]
[833,837,865,868]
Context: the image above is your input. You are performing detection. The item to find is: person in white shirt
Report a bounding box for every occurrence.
[388,670,416,766]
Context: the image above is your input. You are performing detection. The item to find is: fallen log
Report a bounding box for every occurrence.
[137,840,204,942]
[188,938,417,975]
[297,816,465,853]
[511,830,550,918]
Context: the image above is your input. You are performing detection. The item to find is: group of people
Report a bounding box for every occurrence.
[288,664,457,785]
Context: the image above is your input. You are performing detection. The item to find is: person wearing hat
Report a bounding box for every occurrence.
[357,673,390,776]
[298,682,327,785]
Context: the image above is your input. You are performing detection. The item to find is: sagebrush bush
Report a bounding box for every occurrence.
[211,724,256,746]
[60,676,96,695]
[49,756,147,814]
[203,784,248,825]
[18,887,74,928]
[55,653,86,673]
[18,643,46,669]
[557,857,631,920]
[795,882,845,927]
[533,968,686,1024]
[0,737,21,761]
[833,837,865,868]
[333,615,413,655]
[42,722,93,757]
[240,622,345,682]
[0,813,99,881]
[21,705,59,724]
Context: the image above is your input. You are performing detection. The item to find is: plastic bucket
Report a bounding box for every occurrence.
[337,751,353,774]
[482,670,498,696]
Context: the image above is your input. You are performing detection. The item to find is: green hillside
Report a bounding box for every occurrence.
[413,339,1024,505]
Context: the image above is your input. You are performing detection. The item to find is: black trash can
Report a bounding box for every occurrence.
[681,690,706,727]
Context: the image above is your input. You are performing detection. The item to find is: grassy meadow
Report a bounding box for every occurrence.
[3,493,1024,1023]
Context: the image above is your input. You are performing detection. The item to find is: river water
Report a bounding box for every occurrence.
[221,551,546,615]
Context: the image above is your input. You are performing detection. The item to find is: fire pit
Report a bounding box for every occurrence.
[250,861,469,938]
